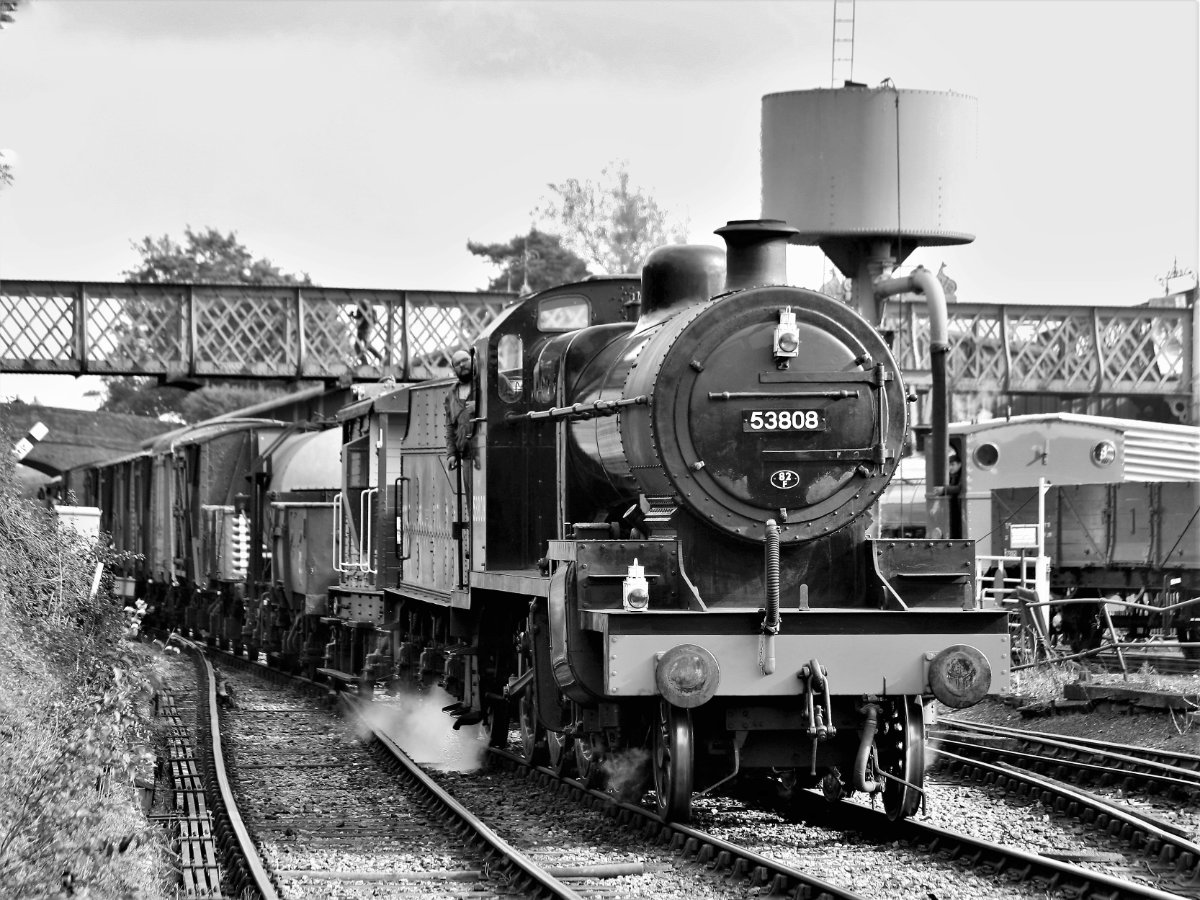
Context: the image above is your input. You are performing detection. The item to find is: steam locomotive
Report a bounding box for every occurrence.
[69,219,1012,824]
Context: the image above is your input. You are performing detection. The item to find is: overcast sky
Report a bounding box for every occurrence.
[1,0,1196,409]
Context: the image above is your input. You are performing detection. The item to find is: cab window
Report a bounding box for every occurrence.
[497,334,523,403]
[537,295,589,332]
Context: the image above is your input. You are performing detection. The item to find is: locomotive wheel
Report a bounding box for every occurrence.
[652,700,694,822]
[573,731,608,789]
[879,696,924,821]
[486,697,511,748]
[544,693,576,773]
[546,728,572,774]
[516,633,548,764]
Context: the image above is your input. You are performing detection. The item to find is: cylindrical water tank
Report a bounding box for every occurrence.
[762,87,977,249]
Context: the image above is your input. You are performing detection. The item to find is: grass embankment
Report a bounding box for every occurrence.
[0,441,174,897]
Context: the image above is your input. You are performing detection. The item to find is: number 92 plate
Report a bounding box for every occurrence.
[743,409,827,432]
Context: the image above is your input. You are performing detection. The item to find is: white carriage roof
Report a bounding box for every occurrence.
[950,413,1200,482]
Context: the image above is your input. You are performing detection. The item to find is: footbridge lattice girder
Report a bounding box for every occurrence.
[883,300,1194,401]
[0,281,513,383]
[0,282,1195,421]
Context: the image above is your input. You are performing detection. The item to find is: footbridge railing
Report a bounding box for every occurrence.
[1,282,1195,415]
[0,280,514,382]
[884,298,1196,415]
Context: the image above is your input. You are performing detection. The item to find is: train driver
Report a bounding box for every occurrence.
[445,349,476,470]
[948,451,962,487]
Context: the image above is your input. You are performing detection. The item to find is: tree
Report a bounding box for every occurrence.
[467,228,590,294]
[101,378,190,421]
[0,1,22,32]
[539,160,689,276]
[122,226,311,285]
[0,150,14,191]
[102,228,311,420]
[178,383,297,422]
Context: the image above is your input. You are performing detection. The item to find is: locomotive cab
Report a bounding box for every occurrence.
[474,277,642,574]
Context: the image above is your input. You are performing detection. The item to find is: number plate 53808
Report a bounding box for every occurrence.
[742,409,827,432]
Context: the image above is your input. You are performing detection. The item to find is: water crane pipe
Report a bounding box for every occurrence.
[874,267,950,491]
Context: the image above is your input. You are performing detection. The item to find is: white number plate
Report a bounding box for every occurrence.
[742,409,827,432]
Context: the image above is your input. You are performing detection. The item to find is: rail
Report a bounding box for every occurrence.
[178,637,280,900]
[207,644,588,900]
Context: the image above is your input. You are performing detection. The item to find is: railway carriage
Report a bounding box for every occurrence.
[61,449,155,602]
[66,419,344,660]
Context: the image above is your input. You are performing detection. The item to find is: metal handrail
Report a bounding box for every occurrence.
[332,491,344,573]
[364,488,378,574]
[976,553,1049,605]
[358,489,368,572]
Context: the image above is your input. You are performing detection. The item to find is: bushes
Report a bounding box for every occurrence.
[0,441,173,897]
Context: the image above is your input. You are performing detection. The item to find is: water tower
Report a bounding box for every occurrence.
[762,85,977,321]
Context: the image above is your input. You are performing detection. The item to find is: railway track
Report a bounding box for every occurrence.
[151,680,224,895]
[180,642,1195,900]
[177,639,599,899]
[193,643,864,900]
[930,717,1200,897]
[933,718,1200,792]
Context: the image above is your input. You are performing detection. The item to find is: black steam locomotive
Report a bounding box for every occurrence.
[318,219,1009,821]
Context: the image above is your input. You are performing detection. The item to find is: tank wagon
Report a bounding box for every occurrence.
[927,414,1200,652]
